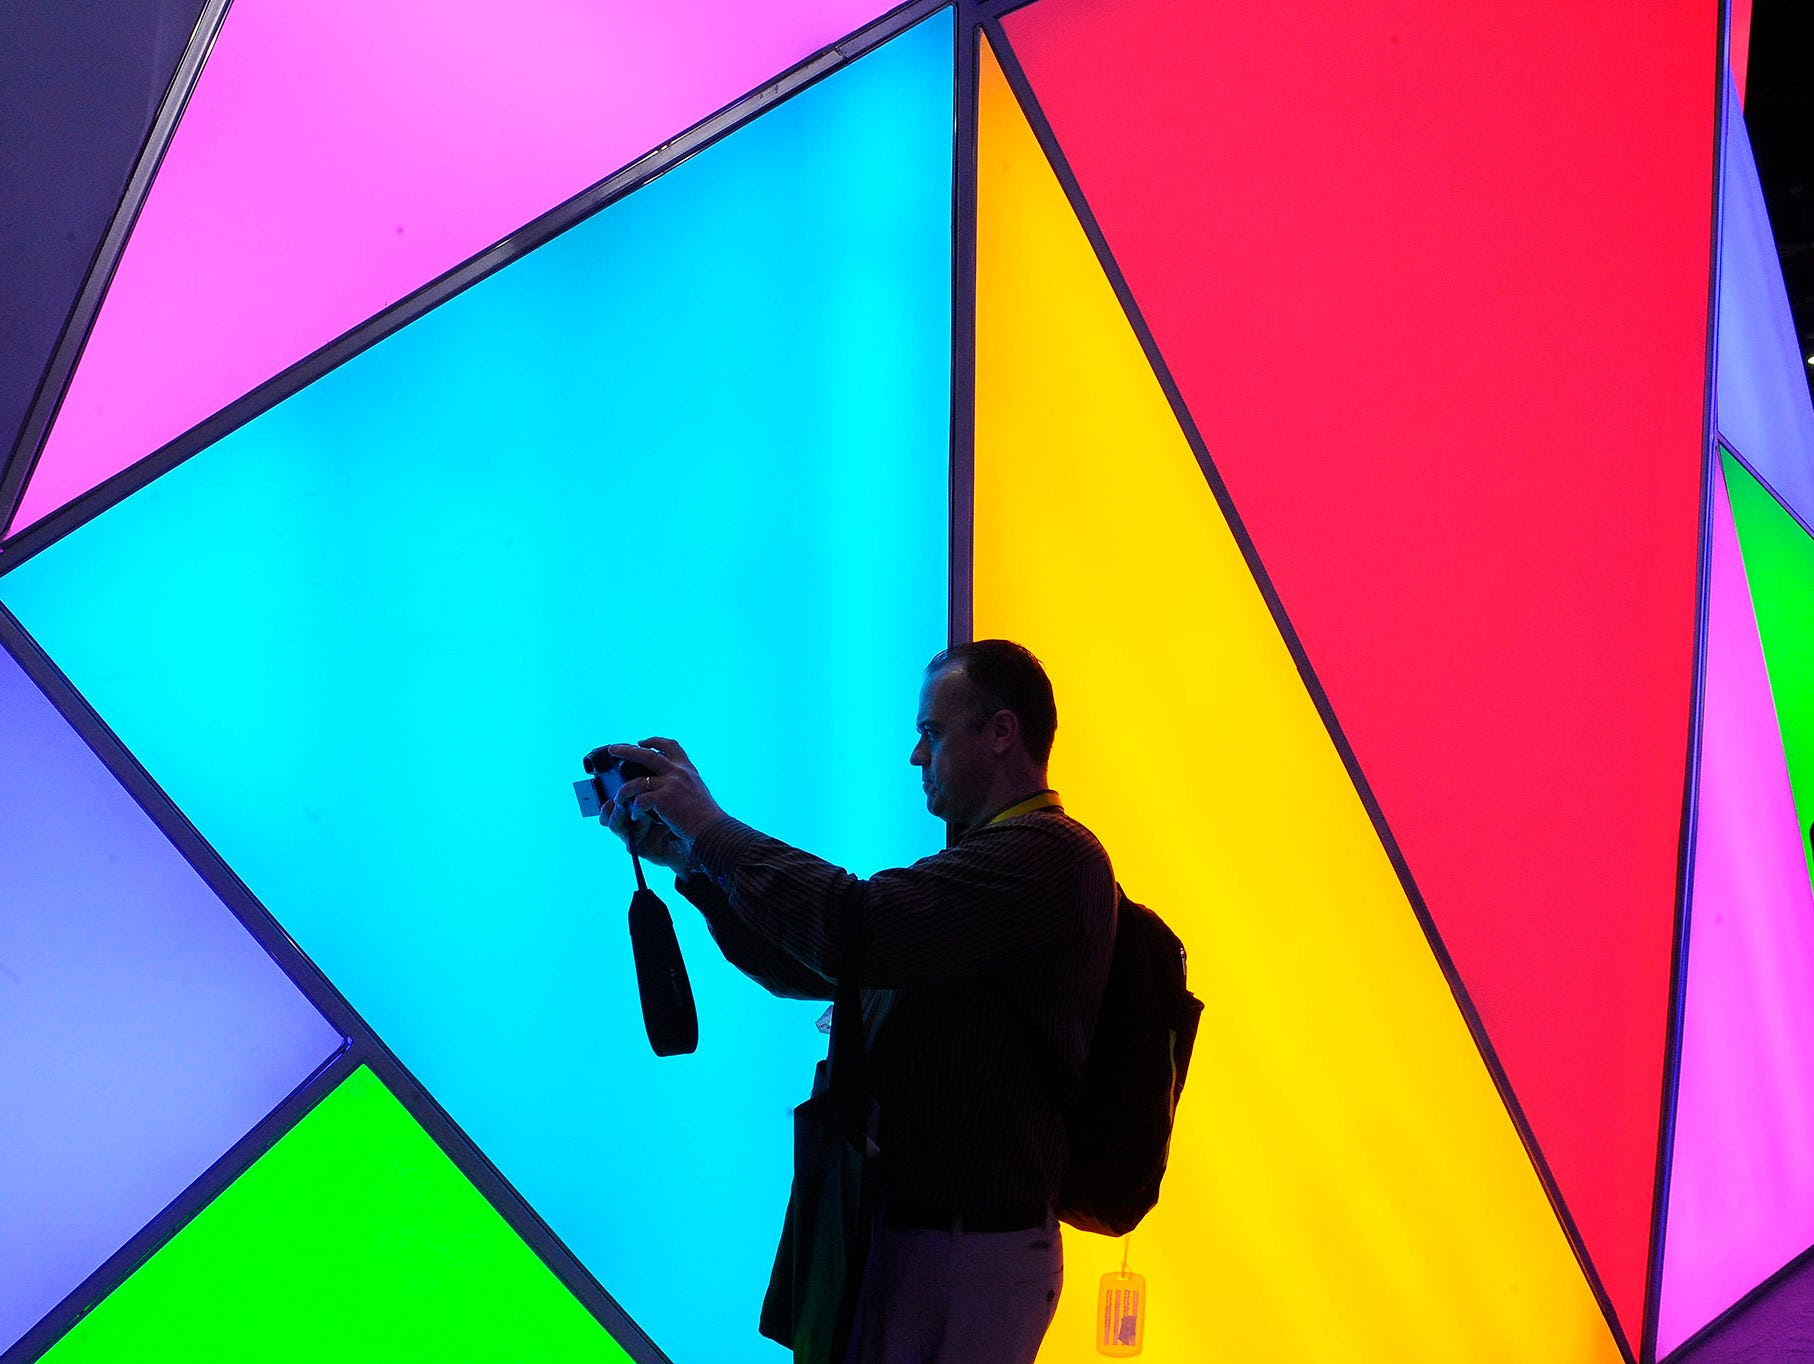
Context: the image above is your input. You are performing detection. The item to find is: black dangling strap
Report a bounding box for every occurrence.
[624,821,698,1056]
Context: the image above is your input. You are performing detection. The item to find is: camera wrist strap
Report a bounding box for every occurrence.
[625,823,649,893]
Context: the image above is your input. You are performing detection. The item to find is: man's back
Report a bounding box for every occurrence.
[861,807,1115,1215]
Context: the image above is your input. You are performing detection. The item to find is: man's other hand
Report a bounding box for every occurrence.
[600,794,694,874]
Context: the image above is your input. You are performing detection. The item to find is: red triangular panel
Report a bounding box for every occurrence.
[1000,0,1718,1342]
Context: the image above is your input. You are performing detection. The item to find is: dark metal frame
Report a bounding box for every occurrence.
[1643,8,1736,1362]
[948,3,982,646]
[0,0,233,540]
[0,3,953,1359]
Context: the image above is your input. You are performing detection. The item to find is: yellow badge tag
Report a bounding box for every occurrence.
[1096,1267,1146,1356]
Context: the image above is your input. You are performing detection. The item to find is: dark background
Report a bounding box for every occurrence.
[1745,0,1814,405]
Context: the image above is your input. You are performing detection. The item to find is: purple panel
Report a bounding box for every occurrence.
[1671,1248,1814,1361]
[1715,72,1814,529]
[0,0,206,470]
[1657,468,1814,1357]
[0,639,341,1352]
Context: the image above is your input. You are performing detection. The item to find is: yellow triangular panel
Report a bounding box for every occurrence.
[974,37,1620,1364]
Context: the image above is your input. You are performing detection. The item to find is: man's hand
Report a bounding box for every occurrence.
[604,736,727,851]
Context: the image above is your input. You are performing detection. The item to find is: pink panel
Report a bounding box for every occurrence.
[9,0,895,535]
[1657,467,1814,1356]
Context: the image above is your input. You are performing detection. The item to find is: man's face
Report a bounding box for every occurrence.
[910,665,998,830]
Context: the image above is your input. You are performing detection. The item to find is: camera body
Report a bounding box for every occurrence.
[574,746,654,817]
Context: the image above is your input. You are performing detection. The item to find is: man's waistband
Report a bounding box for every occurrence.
[882,1199,1051,1233]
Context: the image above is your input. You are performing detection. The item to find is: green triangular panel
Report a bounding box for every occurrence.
[38,1067,630,1362]
[1725,449,1814,895]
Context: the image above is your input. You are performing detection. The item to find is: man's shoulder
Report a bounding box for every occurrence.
[1047,808,1111,861]
[1007,804,1103,840]
[984,808,1113,880]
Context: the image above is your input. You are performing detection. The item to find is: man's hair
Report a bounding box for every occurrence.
[925,638,1058,766]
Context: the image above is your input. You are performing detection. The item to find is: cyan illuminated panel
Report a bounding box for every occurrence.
[1656,464,1814,1356]
[1716,73,1814,530]
[0,636,342,1353]
[39,1068,630,1363]
[0,15,951,1364]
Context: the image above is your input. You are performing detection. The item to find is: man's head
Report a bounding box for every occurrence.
[910,639,1057,831]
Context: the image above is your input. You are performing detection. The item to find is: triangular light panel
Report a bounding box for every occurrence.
[0,632,342,1354]
[1714,74,1814,534]
[1723,451,1814,896]
[35,1067,631,1363]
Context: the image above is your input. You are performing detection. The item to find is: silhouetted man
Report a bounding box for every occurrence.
[603,639,1115,1364]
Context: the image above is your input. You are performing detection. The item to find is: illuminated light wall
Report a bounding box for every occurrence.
[6,0,902,535]
[1655,462,1814,1356]
[0,633,342,1352]
[39,1067,631,1363]
[972,37,1623,1362]
[0,16,951,1364]
[1714,73,1814,541]
[997,0,1717,1343]
[11,0,1814,1359]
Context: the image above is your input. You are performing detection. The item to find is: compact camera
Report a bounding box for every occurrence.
[575,743,698,1056]
[574,746,654,818]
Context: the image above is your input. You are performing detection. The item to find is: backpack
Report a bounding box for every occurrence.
[1056,886,1204,1237]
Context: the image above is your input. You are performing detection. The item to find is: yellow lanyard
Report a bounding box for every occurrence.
[986,790,1063,825]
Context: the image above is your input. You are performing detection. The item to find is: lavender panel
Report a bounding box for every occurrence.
[0,637,342,1352]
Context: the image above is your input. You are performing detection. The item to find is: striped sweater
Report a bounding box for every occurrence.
[677,804,1116,1213]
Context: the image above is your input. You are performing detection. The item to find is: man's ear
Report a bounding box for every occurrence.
[989,708,1021,756]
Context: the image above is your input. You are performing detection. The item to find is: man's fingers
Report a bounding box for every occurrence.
[640,736,688,763]
[606,742,672,772]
